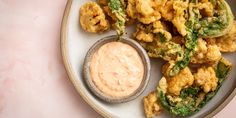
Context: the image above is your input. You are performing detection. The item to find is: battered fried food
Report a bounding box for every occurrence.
[108,0,127,36]
[158,58,232,117]
[97,0,108,5]
[79,2,110,33]
[133,23,154,42]
[126,0,138,19]
[143,91,162,118]
[165,67,194,96]
[78,0,235,117]
[194,67,218,93]
[139,36,184,61]
[135,0,161,24]
[171,0,188,36]
[133,21,172,42]
[191,38,221,64]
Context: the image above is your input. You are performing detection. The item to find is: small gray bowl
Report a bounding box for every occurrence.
[83,35,151,103]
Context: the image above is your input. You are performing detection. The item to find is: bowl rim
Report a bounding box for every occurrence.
[83,35,151,103]
[60,0,236,117]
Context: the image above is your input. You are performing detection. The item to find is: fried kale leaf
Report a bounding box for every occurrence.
[159,58,232,116]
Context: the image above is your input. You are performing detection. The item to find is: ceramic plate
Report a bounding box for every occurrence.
[61,0,236,117]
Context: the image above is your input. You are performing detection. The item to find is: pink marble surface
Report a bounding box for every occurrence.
[0,0,235,118]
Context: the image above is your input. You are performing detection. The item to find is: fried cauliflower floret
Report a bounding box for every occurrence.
[196,2,214,17]
[136,0,154,16]
[79,2,109,33]
[206,21,236,52]
[127,0,163,24]
[191,38,221,64]
[126,0,138,19]
[155,41,184,61]
[135,0,161,24]
[138,12,161,24]
[166,67,194,96]
[172,0,188,36]
[143,91,162,118]
[194,67,218,93]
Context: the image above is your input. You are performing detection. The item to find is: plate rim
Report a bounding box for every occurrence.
[60,0,236,117]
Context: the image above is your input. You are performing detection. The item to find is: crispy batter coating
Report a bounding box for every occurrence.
[191,38,221,64]
[135,30,154,42]
[126,0,162,24]
[138,12,161,24]
[171,36,185,45]
[133,21,172,42]
[191,38,207,63]
[172,0,188,36]
[160,1,174,21]
[136,32,184,61]
[159,77,168,94]
[136,0,154,16]
[166,95,182,103]
[102,1,135,28]
[206,21,236,52]
[127,0,190,32]
[79,2,110,33]
[133,23,154,42]
[194,67,218,93]
[166,67,194,96]
[136,0,161,24]
[206,45,222,63]
[126,0,138,19]
[103,6,117,21]
[158,0,188,36]
[97,0,108,5]
[78,0,235,117]
[197,1,214,17]
[143,91,162,118]
[152,21,172,41]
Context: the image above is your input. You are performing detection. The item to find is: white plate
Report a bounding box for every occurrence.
[61,0,236,117]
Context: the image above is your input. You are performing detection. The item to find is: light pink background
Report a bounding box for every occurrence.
[0,0,235,118]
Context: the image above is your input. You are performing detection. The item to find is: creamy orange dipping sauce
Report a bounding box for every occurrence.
[90,42,144,98]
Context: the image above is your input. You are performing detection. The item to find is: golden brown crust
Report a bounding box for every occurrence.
[191,38,221,64]
[97,0,108,6]
[166,67,194,96]
[194,67,218,93]
[206,22,236,52]
[143,91,162,118]
[79,2,110,33]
